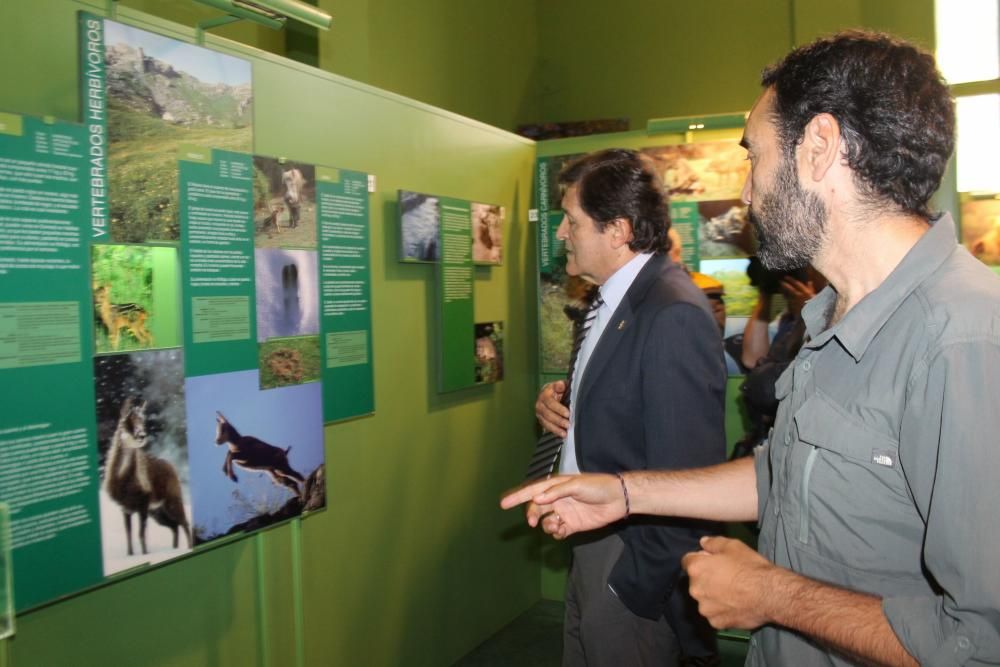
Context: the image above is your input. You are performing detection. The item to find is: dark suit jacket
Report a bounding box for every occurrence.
[573,252,727,651]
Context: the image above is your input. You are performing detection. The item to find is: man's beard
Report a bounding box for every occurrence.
[749,155,827,271]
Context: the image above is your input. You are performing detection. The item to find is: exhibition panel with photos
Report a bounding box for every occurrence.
[398,189,507,390]
[0,12,376,613]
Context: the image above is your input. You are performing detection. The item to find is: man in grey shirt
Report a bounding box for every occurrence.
[504,31,1000,666]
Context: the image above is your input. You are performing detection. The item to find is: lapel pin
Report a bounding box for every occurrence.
[617,320,626,330]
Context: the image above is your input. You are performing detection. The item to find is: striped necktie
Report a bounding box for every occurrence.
[524,294,604,480]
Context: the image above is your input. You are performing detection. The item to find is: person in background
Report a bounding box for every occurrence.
[534,148,726,666]
[505,31,1000,666]
[726,257,823,459]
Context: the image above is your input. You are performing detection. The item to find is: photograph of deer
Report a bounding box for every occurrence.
[185,369,325,544]
[94,349,192,576]
[91,244,181,354]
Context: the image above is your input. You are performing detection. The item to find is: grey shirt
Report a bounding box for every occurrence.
[750,214,1000,666]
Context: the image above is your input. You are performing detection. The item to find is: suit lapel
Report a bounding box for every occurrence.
[575,254,666,409]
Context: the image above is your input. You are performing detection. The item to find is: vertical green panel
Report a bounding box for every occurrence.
[0,116,103,611]
[437,196,475,392]
[317,168,375,421]
[179,149,259,376]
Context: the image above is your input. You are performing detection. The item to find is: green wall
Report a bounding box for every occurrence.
[0,2,539,666]
[535,0,934,131]
[316,0,541,133]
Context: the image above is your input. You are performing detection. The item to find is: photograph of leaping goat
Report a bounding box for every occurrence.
[185,369,325,544]
[94,349,192,576]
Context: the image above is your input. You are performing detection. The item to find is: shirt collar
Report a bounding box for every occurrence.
[600,252,653,314]
[803,213,958,361]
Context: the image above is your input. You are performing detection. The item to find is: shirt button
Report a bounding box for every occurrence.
[784,433,791,445]
[801,360,812,371]
[958,636,971,650]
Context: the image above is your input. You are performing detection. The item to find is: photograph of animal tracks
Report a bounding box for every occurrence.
[185,369,325,544]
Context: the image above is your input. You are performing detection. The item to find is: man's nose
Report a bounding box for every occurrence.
[556,216,569,240]
[740,172,752,206]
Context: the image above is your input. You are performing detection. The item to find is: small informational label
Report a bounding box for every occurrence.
[528,208,539,222]
[367,174,376,193]
[0,302,80,369]
[325,330,368,368]
[191,295,251,343]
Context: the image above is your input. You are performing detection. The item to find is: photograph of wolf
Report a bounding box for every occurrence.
[103,19,253,243]
[185,370,326,544]
[94,348,191,576]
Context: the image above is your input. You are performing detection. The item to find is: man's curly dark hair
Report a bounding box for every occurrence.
[558,148,670,254]
[761,30,955,219]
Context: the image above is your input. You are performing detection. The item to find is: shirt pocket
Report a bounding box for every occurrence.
[791,389,923,580]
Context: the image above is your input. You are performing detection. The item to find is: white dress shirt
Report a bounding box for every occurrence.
[560,252,653,474]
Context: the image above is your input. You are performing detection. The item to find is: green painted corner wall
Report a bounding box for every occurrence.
[316,0,542,133]
[0,2,541,666]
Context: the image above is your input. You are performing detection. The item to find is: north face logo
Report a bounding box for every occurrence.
[872,450,895,467]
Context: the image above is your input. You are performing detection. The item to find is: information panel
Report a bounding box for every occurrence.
[0,114,103,611]
[317,167,374,421]
[437,196,475,392]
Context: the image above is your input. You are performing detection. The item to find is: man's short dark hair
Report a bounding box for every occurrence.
[761,30,955,218]
[558,148,670,254]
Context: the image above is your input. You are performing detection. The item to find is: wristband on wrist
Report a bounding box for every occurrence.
[615,472,630,519]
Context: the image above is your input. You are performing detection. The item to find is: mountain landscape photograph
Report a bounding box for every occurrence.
[104,19,253,242]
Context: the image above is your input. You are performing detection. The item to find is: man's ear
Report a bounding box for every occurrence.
[801,113,841,183]
[608,218,634,249]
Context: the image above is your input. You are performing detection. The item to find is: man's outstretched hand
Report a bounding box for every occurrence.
[500,473,626,540]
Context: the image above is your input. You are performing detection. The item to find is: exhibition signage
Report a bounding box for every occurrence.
[316,167,375,421]
[179,147,258,377]
[437,196,475,392]
[0,114,104,611]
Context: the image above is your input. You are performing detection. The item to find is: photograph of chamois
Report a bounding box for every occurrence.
[399,190,441,262]
[961,197,1000,274]
[474,321,504,384]
[252,157,316,248]
[697,199,752,259]
[641,141,749,202]
[184,370,325,543]
[91,244,181,354]
[471,202,504,265]
[94,349,192,576]
[102,18,252,243]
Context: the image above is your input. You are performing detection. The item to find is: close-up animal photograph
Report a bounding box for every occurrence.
[183,369,325,544]
[93,348,190,575]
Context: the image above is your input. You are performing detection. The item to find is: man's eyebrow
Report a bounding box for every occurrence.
[739,136,751,151]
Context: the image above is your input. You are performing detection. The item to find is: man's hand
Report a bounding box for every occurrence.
[681,536,774,630]
[500,474,626,539]
[780,276,816,318]
[536,381,570,437]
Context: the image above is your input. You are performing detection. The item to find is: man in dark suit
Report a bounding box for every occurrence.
[534,148,726,666]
